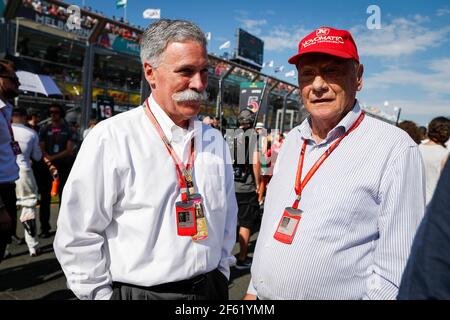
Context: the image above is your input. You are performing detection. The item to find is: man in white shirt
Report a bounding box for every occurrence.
[245,27,425,300]
[12,107,42,256]
[0,59,20,262]
[418,117,450,204]
[54,19,238,300]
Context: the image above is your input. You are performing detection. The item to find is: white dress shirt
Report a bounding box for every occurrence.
[418,143,449,204]
[12,123,42,169]
[248,101,426,300]
[54,95,238,300]
[0,99,19,183]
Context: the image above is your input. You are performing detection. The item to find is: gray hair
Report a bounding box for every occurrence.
[140,19,207,67]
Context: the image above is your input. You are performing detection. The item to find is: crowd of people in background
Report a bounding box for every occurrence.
[0,57,100,259]
[209,59,296,95]
[201,112,285,211]
[398,117,450,204]
[22,0,143,43]
[23,0,99,30]
[2,102,100,260]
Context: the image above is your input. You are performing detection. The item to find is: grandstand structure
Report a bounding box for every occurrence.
[0,0,306,132]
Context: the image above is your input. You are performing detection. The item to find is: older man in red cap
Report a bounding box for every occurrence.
[245,27,425,300]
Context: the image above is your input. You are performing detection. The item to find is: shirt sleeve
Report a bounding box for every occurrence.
[53,126,118,300]
[247,277,257,296]
[217,141,238,280]
[363,145,426,300]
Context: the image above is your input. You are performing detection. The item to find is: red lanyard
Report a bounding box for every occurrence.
[1,108,16,142]
[292,112,365,209]
[144,99,195,202]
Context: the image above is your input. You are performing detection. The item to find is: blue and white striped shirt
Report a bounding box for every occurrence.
[248,101,426,300]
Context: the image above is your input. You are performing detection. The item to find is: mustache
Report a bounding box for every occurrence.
[172,89,208,102]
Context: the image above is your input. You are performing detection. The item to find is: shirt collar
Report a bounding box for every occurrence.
[0,98,12,111]
[147,94,197,144]
[298,100,362,144]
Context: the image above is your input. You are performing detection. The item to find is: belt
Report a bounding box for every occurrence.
[113,271,210,294]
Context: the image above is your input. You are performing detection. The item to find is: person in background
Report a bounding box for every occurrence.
[398,120,422,145]
[82,118,98,140]
[255,122,269,206]
[0,59,20,262]
[12,107,42,256]
[202,115,212,126]
[26,109,51,234]
[66,117,81,168]
[246,27,425,300]
[27,111,41,133]
[255,122,265,135]
[38,103,74,238]
[265,132,284,180]
[418,117,450,205]
[212,117,221,130]
[419,126,428,144]
[232,109,260,270]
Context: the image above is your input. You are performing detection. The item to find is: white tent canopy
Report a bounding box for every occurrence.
[16,70,62,96]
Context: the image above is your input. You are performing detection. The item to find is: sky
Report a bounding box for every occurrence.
[71,0,450,126]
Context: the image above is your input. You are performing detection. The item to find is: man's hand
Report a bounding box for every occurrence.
[243,293,257,300]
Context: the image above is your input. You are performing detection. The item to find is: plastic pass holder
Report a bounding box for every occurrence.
[189,193,208,241]
[11,141,22,155]
[175,201,197,236]
[273,207,303,244]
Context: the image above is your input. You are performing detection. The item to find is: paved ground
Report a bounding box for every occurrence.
[0,203,258,300]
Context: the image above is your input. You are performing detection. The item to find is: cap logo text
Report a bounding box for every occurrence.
[316,28,330,36]
[302,36,344,48]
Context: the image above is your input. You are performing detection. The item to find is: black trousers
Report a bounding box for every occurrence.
[38,169,52,233]
[0,182,17,262]
[236,192,260,229]
[38,162,70,233]
[110,268,229,300]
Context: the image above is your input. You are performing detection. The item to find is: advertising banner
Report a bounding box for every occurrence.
[98,33,140,56]
[239,82,265,113]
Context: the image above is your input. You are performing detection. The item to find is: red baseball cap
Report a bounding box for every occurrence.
[288,27,359,66]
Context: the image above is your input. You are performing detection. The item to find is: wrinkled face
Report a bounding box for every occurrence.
[144,41,208,123]
[298,53,363,124]
[0,65,21,100]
